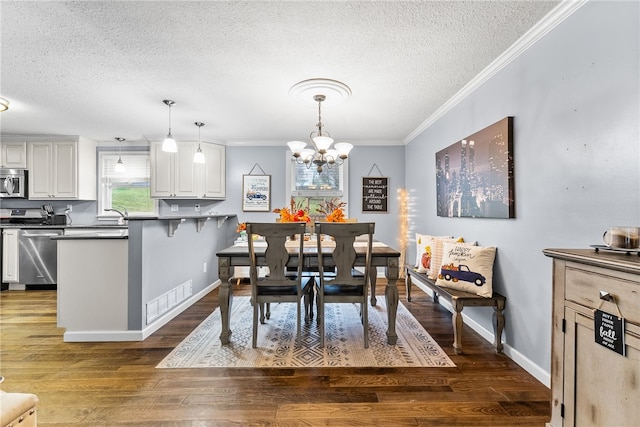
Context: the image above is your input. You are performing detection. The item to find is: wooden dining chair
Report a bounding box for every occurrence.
[246,222,309,348]
[315,222,375,348]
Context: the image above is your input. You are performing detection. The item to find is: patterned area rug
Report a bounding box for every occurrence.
[157,296,455,368]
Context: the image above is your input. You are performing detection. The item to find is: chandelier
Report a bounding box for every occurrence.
[287,82,353,173]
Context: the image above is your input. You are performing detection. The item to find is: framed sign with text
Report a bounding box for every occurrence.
[362,177,388,213]
[242,174,271,212]
[594,309,626,356]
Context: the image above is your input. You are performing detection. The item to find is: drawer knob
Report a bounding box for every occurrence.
[599,291,612,301]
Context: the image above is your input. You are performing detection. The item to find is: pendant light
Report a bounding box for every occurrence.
[193,122,205,164]
[161,99,177,152]
[114,137,126,173]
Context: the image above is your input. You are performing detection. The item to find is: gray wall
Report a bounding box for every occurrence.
[216,144,406,248]
[127,216,237,329]
[405,0,639,377]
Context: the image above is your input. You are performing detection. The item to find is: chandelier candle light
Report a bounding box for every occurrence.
[287,79,353,173]
[161,99,177,152]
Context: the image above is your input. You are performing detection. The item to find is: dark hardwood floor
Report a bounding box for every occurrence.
[0,281,550,426]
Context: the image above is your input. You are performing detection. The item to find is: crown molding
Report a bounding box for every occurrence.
[404,0,589,144]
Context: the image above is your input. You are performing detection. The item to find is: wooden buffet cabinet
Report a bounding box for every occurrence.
[543,249,639,427]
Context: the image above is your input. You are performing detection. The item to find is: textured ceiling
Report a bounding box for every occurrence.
[0,1,560,146]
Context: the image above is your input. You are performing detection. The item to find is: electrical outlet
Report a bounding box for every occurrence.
[203,262,207,273]
[66,204,72,212]
[171,204,179,212]
[195,204,200,212]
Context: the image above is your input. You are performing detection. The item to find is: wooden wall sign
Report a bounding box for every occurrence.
[362,177,388,213]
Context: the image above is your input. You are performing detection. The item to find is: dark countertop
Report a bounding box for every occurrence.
[127,213,236,220]
[0,224,128,229]
[52,229,129,240]
[1,213,236,229]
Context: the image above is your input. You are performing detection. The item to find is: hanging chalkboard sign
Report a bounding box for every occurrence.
[362,177,388,213]
[594,309,626,356]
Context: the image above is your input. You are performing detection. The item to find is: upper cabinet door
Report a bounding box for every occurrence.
[202,143,226,199]
[52,141,77,198]
[150,142,174,197]
[0,141,27,168]
[28,142,54,198]
[173,141,199,197]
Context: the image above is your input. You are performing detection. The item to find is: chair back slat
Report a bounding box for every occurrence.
[247,222,305,286]
[315,222,375,286]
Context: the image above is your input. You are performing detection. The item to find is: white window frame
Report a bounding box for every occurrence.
[97,149,158,219]
[285,153,349,219]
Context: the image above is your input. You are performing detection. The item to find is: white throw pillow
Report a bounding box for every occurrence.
[415,233,452,270]
[435,242,496,298]
[426,236,467,280]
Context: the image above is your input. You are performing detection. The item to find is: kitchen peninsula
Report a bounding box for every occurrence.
[53,213,236,342]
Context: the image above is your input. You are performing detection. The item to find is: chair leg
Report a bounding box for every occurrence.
[304,278,315,324]
[265,302,271,320]
[259,303,266,324]
[296,300,301,347]
[252,302,259,348]
[318,292,325,348]
[363,300,369,349]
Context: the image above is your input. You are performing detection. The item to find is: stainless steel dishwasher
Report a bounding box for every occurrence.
[18,229,63,285]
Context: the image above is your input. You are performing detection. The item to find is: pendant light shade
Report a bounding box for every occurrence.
[0,97,9,112]
[114,137,126,173]
[193,122,205,164]
[161,99,177,152]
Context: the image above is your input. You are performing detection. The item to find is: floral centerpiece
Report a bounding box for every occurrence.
[317,198,347,222]
[273,199,311,239]
[236,222,247,241]
[273,198,311,223]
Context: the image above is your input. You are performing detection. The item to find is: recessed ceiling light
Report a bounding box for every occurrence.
[0,97,9,112]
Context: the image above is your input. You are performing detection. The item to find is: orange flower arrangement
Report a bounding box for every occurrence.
[236,222,247,233]
[273,198,311,223]
[317,198,347,222]
[325,208,346,222]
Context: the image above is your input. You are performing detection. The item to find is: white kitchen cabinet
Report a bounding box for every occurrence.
[151,141,226,199]
[2,229,19,283]
[150,141,199,198]
[201,142,226,199]
[27,137,96,200]
[0,139,27,168]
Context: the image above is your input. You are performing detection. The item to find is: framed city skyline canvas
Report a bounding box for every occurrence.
[435,117,514,219]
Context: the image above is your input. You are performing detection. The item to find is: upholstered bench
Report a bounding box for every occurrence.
[0,390,38,427]
[405,265,506,354]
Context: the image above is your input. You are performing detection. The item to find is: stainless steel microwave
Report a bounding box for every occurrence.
[0,168,27,198]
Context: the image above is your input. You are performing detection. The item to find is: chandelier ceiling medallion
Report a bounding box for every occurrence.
[287,78,353,173]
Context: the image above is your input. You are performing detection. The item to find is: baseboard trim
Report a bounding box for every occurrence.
[141,280,220,340]
[409,278,550,388]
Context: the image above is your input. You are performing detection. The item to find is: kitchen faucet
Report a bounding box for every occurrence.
[105,206,128,224]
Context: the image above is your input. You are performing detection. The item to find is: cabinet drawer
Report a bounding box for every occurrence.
[566,266,640,325]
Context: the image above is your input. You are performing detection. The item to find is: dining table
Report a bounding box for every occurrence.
[216,238,402,345]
